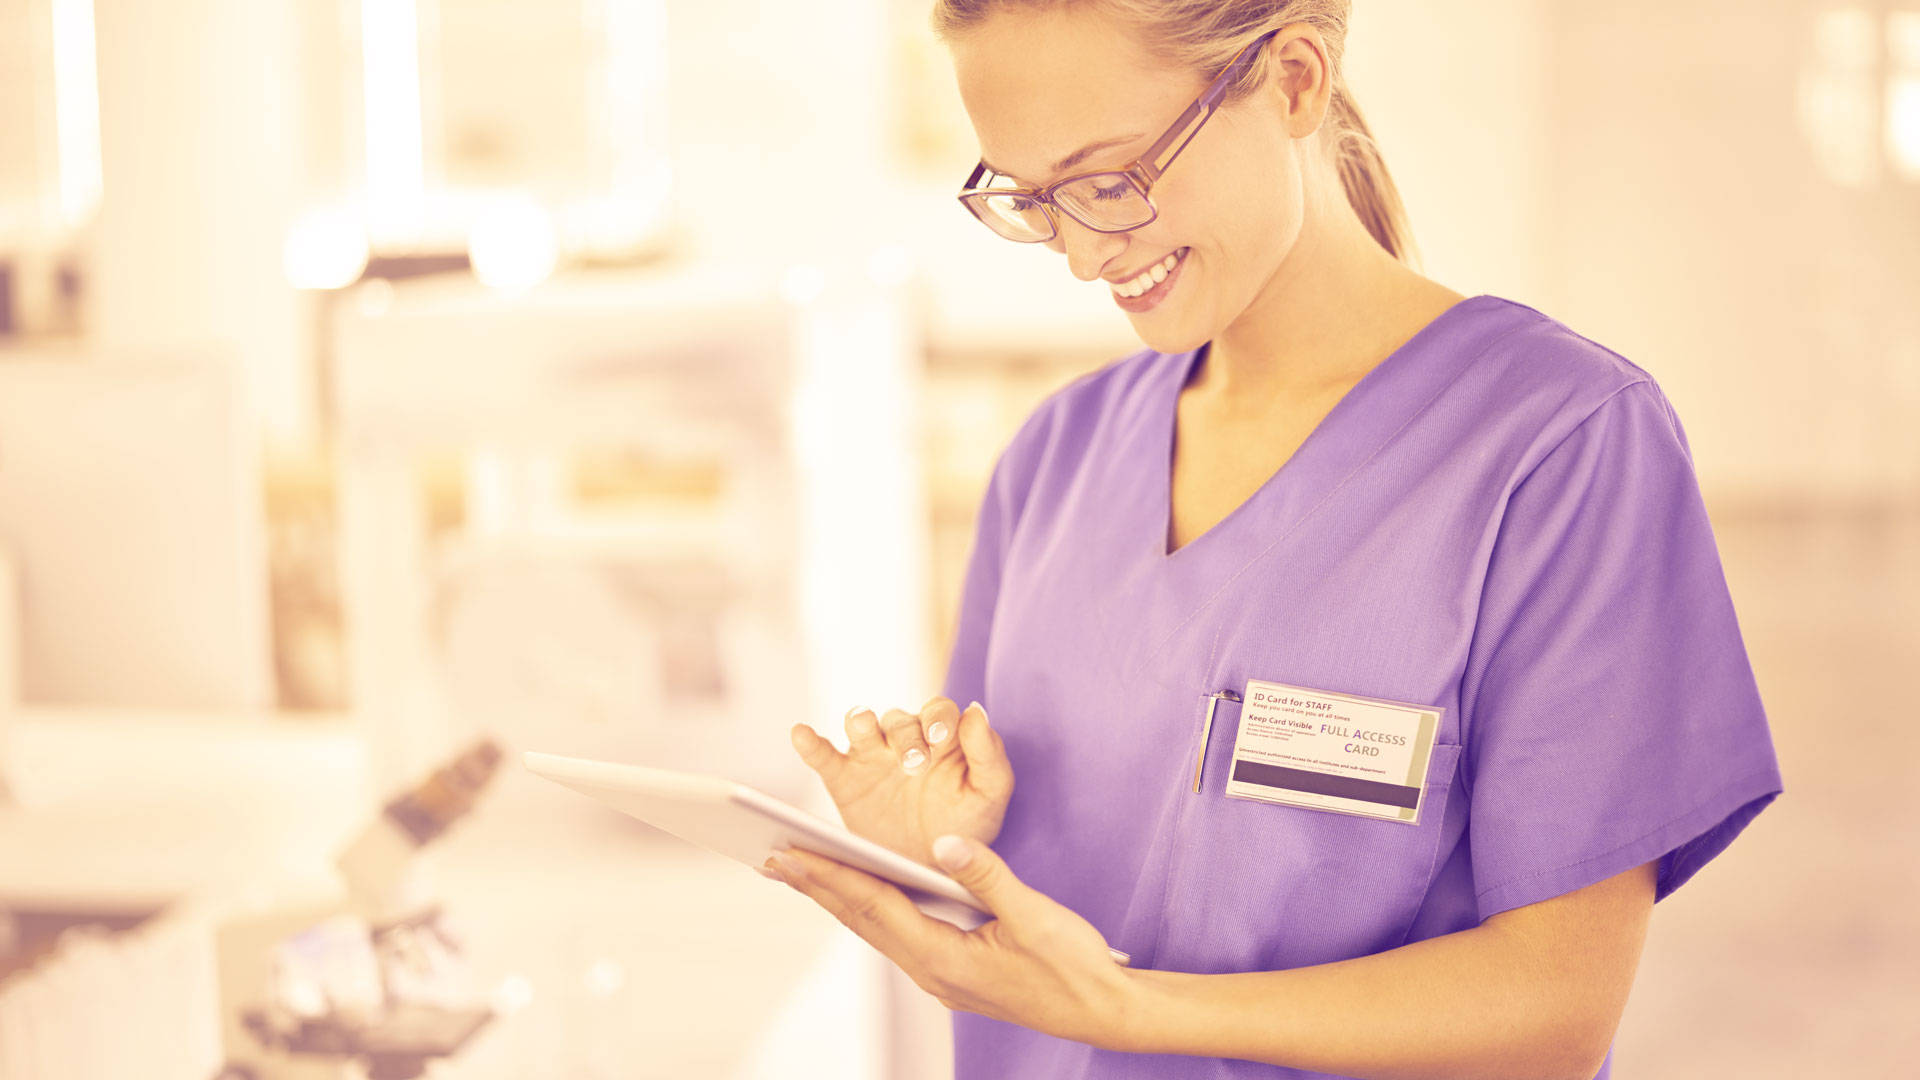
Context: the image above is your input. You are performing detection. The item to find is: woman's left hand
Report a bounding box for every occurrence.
[761,835,1139,1050]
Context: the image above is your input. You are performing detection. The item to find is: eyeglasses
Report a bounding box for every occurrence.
[957,27,1282,244]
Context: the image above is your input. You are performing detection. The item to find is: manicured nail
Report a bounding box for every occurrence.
[846,705,871,720]
[901,748,927,771]
[933,834,972,871]
[926,721,949,744]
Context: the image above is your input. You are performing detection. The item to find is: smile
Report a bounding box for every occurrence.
[1110,248,1189,312]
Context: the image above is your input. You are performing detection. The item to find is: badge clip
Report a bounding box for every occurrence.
[1191,689,1242,793]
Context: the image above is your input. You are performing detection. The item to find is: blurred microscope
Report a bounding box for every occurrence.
[216,741,503,1080]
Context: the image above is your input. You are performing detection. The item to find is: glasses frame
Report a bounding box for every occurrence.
[957,26,1283,243]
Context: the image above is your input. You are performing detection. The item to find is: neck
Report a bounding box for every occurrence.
[1193,199,1425,413]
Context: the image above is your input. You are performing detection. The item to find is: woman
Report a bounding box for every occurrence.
[769,3,1784,1078]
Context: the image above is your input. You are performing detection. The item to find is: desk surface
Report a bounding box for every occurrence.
[0,707,371,911]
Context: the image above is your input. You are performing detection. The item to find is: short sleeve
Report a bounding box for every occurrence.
[1461,380,1784,921]
[941,404,1054,710]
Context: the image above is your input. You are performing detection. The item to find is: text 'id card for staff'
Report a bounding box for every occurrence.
[1224,678,1442,824]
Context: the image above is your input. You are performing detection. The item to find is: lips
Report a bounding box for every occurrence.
[1110,247,1189,313]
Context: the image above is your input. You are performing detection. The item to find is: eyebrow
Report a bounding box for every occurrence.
[980,132,1146,185]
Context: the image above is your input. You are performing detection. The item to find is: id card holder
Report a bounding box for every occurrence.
[1217,678,1443,825]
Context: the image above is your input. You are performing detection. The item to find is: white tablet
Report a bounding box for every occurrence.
[522,750,1131,967]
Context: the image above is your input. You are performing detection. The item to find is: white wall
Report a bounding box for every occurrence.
[1544,0,1920,502]
[84,0,309,442]
[1349,0,1556,302]
[662,0,892,261]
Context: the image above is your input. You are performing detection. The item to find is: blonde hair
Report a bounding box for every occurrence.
[930,0,1421,269]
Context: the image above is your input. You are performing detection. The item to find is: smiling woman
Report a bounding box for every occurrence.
[773,3,1786,1080]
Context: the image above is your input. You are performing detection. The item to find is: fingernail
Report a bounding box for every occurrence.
[845,705,871,720]
[770,853,804,880]
[926,721,949,744]
[901,748,926,771]
[758,862,784,881]
[967,700,984,718]
[933,834,972,871]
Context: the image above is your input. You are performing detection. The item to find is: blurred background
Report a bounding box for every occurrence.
[0,0,1914,1076]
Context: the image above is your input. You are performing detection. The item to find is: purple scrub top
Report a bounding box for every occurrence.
[941,294,1785,1080]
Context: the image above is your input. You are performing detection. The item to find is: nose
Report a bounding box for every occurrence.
[1045,212,1126,283]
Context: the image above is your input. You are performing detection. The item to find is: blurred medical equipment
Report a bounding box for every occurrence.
[0,355,274,709]
[0,708,369,1080]
[319,254,945,1074]
[0,734,500,1080]
[0,898,225,1080]
[219,739,504,1080]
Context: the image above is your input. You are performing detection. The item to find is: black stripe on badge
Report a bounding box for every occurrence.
[1230,760,1421,809]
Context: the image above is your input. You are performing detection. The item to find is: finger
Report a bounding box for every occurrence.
[789,722,844,784]
[955,702,1012,799]
[917,696,962,762]
[931,834,1041,922]
[768,848,966,972]
[879,707,932,775]
[843,706,886,756]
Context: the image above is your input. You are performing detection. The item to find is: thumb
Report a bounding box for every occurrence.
[955,702,1012,795]
[932,834,1038,919]
[789,723,841,780]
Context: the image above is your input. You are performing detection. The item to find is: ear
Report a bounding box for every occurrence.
[1259,22,1338,139]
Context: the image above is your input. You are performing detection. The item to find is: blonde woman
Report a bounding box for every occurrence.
[771,4,1784,1078]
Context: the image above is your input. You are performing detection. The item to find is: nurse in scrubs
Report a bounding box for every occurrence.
[767,3,1785,1078]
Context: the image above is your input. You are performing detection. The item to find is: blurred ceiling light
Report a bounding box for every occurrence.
[1797,8,1881,188]
[283,208,371,290]
[468,197,560,291]
[1888,13,1920,180]
[50,0,102,228]
[492,973,535,1015]
[362,0,427,242]
[781,264,827,306]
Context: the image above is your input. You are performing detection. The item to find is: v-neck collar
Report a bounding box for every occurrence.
[1153,293,1506,565]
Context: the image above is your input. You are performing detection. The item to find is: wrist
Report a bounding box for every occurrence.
[1101,965,1179,1055]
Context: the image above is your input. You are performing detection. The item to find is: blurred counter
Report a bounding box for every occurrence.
[0,708,370,912]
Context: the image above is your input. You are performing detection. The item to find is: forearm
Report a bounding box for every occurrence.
[1107,923,1605,1080]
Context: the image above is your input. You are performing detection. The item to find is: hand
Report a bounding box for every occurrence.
[759,835,1137,1050]
[790,697,1013,869]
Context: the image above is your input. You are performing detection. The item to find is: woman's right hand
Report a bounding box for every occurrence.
[789,696,1014,871]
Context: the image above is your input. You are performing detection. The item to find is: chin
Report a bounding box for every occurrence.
[1131,320,1210,358]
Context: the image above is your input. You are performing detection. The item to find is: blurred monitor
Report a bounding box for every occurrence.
[0,356,272,709]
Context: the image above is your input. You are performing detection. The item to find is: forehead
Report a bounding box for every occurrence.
[948,9,1198,184]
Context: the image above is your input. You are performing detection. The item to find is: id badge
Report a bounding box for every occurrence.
[1222,678,1443,824]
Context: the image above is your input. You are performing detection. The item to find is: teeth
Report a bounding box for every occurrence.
[1114,249,1184,299]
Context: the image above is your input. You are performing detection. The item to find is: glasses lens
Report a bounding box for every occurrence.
[1054,173,1154,231]
[965,192,1054,242]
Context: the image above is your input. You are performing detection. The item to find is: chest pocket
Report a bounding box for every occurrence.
[1149,691,1464,974]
